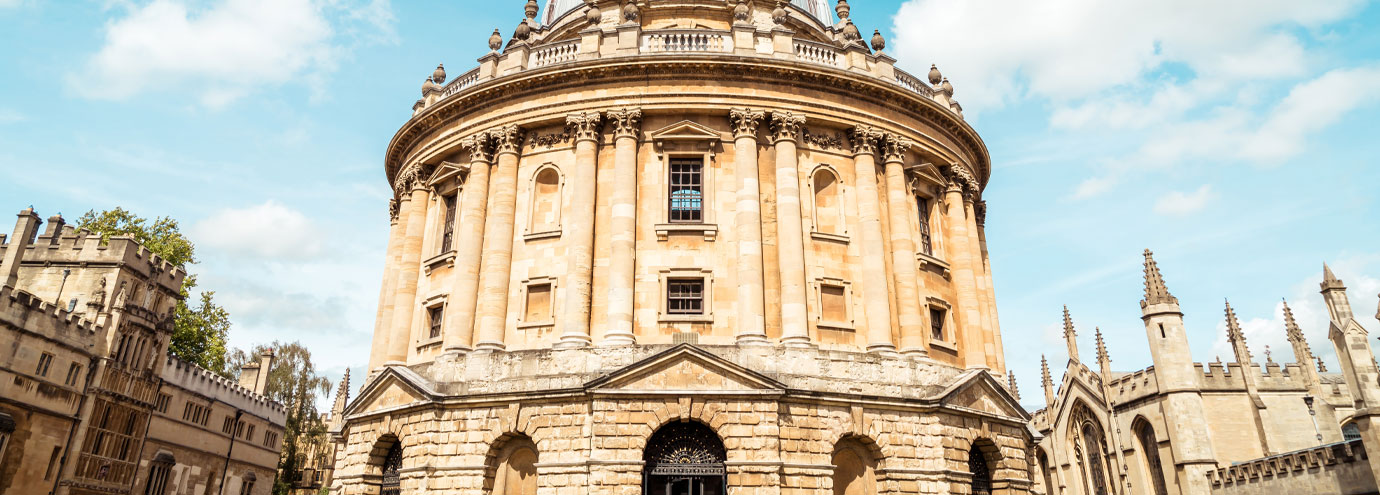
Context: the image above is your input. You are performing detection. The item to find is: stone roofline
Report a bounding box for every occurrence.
[1207,438,1367,489]
[389,1,985,192]
[0,284,101,340]
[0,229,188,292]
[161,354,288,422]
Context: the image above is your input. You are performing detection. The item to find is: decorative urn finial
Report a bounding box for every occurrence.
[928,64,942,85]
[524,0,539,20]
[489,29,503,51]
[870,29,885,51]
[586,0,601,25]
[772,0,788,25]
[734,0,749,22]
[514,18,532,40]
[836,0,850,20]
[940,77,954,97]
[431,64,446,85]
[422,76,437,96]
[623,1,639,23]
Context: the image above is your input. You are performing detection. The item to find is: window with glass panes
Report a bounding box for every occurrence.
[427,306,444,339]
[930,307,946,341]
[667,279,704,315]
[916,196,933,256]
[441,193,457,253]
[669,158,703,223]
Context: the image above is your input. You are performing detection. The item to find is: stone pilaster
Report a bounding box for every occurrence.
[604,108,642,346]
[559,111,603,349]
[942,168,984,369]
[441,134,494,355]
[881,133,927,358]
[730,108,769,346]
[474,125,524,352]
[385,167,429,365]
[368,202,403,370]
[849,125,896,355]
[770,110,811,348]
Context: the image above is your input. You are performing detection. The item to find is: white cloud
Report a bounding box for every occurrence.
[1070,175,1117,200]
[0,108,23,124]
[0,0,22,7]
[74,0,395,106]
[1153,185,1215,216]
[190,201,324,260]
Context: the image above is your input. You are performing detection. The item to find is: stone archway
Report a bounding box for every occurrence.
[642,421,726,495]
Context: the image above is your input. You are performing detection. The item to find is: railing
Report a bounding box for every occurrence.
[530,40,580,68]
[99,363,159,405]
[894,68,933,96]
[793,39,840,68]
[440,67,480,98]
[642,30,732,53]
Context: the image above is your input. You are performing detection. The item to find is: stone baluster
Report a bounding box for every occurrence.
[770,111,811,348]
[881,133,927,358]
[385,165,430,365]
[368,201,403,370]
[441,134,495,355]
[942,165,986,369]
[729,109,769,346]
[603,108,643,346]
[558,112,603,349]
[474,125,524,352]
[849,125,896,355]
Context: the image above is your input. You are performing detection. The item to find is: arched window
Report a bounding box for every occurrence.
[380,442,402,495]
[1082,424,1110,495]
[812,168,844,236]
[1070,403,1111,495]
[489,435,538,495]
[968,445,992,495]
[144,452,174,495]
[1134,420,1169,495]
[831,437,877,495]
[1036,448,1054,495]
[528,166,562,236]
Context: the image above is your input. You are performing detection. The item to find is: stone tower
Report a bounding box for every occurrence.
[1139,250,1217,493]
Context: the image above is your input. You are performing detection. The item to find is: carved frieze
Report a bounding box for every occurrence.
[728,108,764,138]
[527,129,572,149]
[800,128,844,150]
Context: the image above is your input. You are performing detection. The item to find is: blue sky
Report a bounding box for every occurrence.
[1,0,1377,411]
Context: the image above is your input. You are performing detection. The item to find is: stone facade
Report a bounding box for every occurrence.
[1031,252,1380,495]
[0,208,286,495]
[335,0,1030,494]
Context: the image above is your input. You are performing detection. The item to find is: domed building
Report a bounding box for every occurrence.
[331,1,1033,494]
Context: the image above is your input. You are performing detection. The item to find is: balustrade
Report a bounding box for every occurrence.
[792,39,840,67]
[530,40,580,68]
[642,30,732,53]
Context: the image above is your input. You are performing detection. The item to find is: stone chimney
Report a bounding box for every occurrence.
[41,213,64,245]
[1,208,41,289]
[238,361,261,391]
[254,348,275,395]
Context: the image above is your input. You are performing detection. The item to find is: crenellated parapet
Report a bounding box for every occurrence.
[160,355,288,421]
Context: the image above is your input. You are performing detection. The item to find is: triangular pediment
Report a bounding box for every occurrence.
[586,344,785,393]
[426,161,468,187]
[933,370,1030,421]
[647,120,725,143]
[906,162,946,187]
[344,366,436,417]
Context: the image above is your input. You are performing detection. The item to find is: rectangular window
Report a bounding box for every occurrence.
[36,352,54,377]
[223,416,235,434]
[441,193,457,253]
[667,279,704,315]
[820,285,847,322]
[245,424,255,440]
[668,158,703,223]
[65,363,82,386]
[930,307,946,341]
[44,447,62,480]
[155,394,171,414]
[525,283,552,322]
[240,480,255,495]
[427,306,444,339]
[916,196,933,256]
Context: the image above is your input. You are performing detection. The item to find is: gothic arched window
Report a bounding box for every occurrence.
[1134,421,1169,495]
[1082,424,1110,495]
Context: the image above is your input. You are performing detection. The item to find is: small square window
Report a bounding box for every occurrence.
[930,307,947,342]
[525,283,552,323]
[427,306,444,339]
[36,353,54,377]
[820,285,847,323]
[667,279,705,315]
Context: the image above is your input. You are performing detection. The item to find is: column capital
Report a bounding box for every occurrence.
[942,163,978,199]
[460,133,495,163]
[388,198,399,222]
[490,124,525,156]
[607,108,643,139]
[849,124,884,156]
[768,110,806,144]
[393,163,427,196]
[728,108,765,139]
[566,111,604,143]
[975,200,987,227]
[881,133,912,163]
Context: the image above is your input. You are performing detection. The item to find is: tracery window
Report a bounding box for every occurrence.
[1135,421,1169,495]
[1083,425,1110,495]
[669,158,704,223]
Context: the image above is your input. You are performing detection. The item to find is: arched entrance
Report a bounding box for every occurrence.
[380,442,402,495]
[642,421,726,495]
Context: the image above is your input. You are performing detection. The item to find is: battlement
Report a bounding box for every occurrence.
[1106,365,1160,406]
[1195,361,1311,392]
[1,228,187,291]
[0,284,102,347]
[161,355,287,421]
[1208,439,1375,494]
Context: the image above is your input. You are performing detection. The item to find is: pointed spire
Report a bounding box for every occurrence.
[1321,262,1346,291]
[1141,249,1178,307]
[1095,327,1110,367]
[1225,299,1251,364]
[1041,354,1055,406]
[1063,305,1080,363]
[331,368,352,417]
[1283,299,1304,342]
[1008,370,1021,402]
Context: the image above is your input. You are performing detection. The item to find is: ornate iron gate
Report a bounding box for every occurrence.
[381,442,402,495]
[643,422,726,495]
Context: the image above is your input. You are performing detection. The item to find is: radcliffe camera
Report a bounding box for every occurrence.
[1,1,1377,495]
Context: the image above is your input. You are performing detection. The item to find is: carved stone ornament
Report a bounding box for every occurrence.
[394,163,426,195]
[461,133,495,163]
[585,0,601,25]
[871,30,885,52]
[772,1,788,25]
[728,108,765,138]
[768,111,806,143]
[975,200,987,227]
[800,128,844,150]
[623,1,639,23]
[881,133,912,163]
[491,125,525,155]
[607,108,643,139]
[524,0,539,20]
[835,0,850,20]
[528,130,572,149]
[566,111,604,142]
[388,198,399,221]
[733,0,749,22]
[849,125,883,156]
[942,164,978,198]
[489,29,503,51]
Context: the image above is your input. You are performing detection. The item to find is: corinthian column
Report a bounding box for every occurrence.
[849,125,896,355]
[603,108,642,346]
[942,166,987,369]
[385,165,429,365]
[770,111,811,348]
[441,134,494,355]
[881,134,928,358]
[558,111,603,349]
[976,202,1005,372]
[966,197,996,366]
[368,200,403,370]
[729,109,769,346]
[474,125,524,352]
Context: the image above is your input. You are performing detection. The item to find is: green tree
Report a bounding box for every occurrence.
[228,341,332,495]
[76,208,233,376]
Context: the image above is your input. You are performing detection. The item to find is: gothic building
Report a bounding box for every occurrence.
[1032,252,1380,495]
[0,208,286,495]
[332,0,1032,494]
